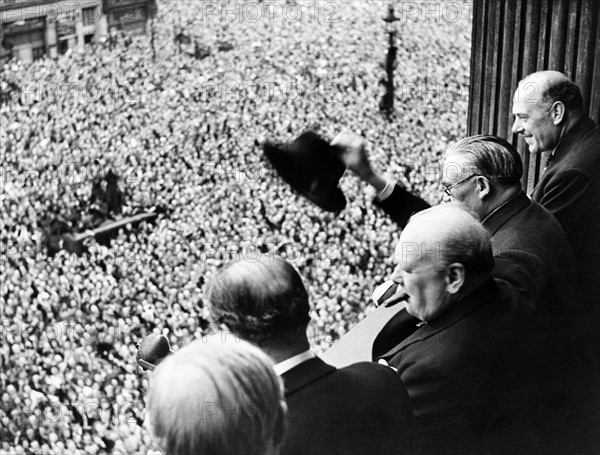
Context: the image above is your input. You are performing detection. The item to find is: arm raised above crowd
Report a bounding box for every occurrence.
[332,132,430,228]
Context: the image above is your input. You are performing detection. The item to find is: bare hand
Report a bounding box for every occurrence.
[331,132,374,180]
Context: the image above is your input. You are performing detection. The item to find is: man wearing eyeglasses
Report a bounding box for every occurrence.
[332,133,577,317]
[333,132,599,453]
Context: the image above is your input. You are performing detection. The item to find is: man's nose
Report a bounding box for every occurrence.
[390,266,404,284]
[512,118,522,134]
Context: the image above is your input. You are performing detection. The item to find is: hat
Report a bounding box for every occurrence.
[263,131,346,212]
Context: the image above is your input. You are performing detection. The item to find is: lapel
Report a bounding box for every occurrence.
[545,117,596,170]
[281,357,336,396]
[531,118,595,200]
[381,278,499,359]
[482,191,530,235]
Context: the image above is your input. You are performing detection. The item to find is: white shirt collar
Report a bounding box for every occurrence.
[273,350,315,376]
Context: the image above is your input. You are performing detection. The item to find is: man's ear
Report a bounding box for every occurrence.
[475,176,491,200]
[550,101,565,125]
[446,263,465,294]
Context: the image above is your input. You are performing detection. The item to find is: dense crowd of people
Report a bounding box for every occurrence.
[1,1,470,453]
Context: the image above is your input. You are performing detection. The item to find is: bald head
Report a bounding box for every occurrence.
[402,205,494,273]
[518,71,584,113]
[512,71,584,153]
[391,205,493,321]
[520,70,570,94]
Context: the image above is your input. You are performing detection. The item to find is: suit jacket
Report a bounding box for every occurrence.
[374,191,600,453]
[280,357,413,455]
[380,278,539,455]
[372,190,579,358]
[484,191,578,317]
[531,116,600,314]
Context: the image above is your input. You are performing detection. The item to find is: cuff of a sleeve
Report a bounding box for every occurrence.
[375,179,396,202]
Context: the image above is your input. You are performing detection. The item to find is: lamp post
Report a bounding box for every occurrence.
[380,4,399,118]
[148,0,158,61]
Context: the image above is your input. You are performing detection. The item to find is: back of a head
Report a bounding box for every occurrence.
[146,338,286,455]
[406,205,494,275]
[206,256,310,345]
[447,135,523,188]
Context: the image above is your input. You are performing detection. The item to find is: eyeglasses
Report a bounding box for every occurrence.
[442,174,480,196]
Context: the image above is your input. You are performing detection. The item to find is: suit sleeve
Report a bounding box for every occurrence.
[375,185,431,228]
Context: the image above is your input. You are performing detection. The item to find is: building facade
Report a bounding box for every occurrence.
[0,0,156,63]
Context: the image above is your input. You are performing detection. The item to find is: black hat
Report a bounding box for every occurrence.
[263,131,346,212]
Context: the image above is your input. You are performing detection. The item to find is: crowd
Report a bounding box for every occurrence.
[0,1,471,453]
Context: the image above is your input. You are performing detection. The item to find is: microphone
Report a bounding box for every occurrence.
[372,280,409,308]
[137,333,174,371]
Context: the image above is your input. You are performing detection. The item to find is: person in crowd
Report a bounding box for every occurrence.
[0,4,469,452]
[512,70,600,321]
[206,256,413,455]
[145,337,286,455]
[378,205,541,455]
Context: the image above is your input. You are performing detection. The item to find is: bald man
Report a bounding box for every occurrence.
[378,205,540,455]
[512,70,600,319]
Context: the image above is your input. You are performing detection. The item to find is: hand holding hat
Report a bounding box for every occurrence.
[263,131,347,212]
[331,132,374,180]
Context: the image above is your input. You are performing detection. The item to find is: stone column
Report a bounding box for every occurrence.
[95,13,108,43]
[75,8,84,52]
[45,16,58,59]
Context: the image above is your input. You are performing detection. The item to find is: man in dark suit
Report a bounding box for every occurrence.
[205,256,413,455]
[512,70,600,323]
[333,134,599,452]
[378,205,540,455]
[332,134,579,350]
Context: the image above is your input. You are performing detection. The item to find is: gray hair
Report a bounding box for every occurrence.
[147,338,286,455]
[447,135,523,186]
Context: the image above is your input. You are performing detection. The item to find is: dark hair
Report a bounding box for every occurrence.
[447,135,523,185]
[206,256,310,344]
[542,79,584,113]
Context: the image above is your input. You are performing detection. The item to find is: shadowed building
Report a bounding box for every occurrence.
[0,0,156,63]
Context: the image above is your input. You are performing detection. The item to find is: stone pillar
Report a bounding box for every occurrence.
[75,8,84,52]
[45,16,58,59]
[95,13,108,43]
